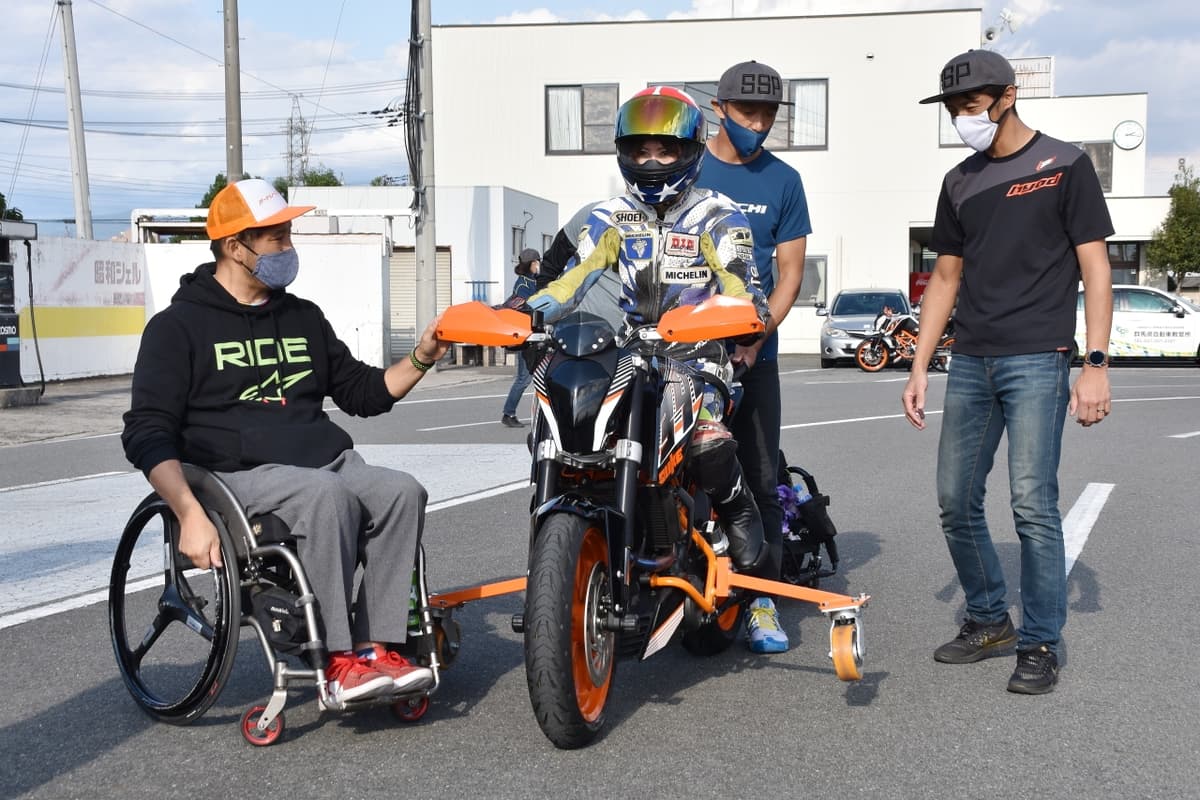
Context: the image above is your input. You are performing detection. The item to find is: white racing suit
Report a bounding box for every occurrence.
[529,188,772,574]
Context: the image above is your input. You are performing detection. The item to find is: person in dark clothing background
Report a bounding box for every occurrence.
[121,178,449,707]
[499,247,547,427]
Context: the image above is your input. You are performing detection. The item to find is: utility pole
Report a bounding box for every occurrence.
[58,0,92,239]
[413,0,437,349]
[223,0,243,180]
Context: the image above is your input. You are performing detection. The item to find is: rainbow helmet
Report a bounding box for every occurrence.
[614,86,707,207]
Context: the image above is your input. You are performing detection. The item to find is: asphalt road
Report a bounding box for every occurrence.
[1,357,1198,799]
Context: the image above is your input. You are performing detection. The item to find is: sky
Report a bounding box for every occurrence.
[1,0,1196,238]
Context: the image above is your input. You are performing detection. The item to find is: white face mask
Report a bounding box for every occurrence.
[952,97,1005,152]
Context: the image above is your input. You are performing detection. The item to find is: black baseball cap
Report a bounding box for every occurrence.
[919,49,1016,104]
[716,61,793,106]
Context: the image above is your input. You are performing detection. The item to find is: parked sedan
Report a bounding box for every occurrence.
[816,288,911,368]
[1076,284,1200,362]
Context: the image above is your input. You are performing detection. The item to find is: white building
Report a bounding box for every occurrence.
[431,8,1168,353]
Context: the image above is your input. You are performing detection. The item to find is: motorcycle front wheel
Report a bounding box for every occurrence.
[523,512,615,749]
[855,338,890,372]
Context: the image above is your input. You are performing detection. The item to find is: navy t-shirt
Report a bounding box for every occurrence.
[698,149,812,360]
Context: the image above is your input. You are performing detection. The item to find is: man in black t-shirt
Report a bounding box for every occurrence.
[901,50,1114,695]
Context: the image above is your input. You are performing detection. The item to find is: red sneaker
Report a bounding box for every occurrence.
[361,645,434,693]
[326,652,394,703]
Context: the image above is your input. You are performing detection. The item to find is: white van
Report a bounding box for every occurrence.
[1076,285,1200,362]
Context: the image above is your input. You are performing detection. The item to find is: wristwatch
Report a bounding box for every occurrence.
[1084,349,1109,368]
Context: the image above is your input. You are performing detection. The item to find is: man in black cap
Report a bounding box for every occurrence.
[499,248,547,427]
[696,59,812,655]
[902,49,1114,694]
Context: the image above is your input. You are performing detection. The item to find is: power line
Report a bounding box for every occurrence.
[8,1,60,205]
[0,78,408,101]
[83,0,402,133]
[0,118,395,139]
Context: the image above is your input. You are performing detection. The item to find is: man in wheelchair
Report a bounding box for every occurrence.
[121,178,448,706]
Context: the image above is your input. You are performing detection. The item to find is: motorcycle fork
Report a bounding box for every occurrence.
[608,368,646,623]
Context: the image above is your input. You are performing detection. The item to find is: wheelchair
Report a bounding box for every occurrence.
[107,464,462,746]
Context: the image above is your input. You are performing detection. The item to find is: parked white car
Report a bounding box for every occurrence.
[1076,285,1200,362]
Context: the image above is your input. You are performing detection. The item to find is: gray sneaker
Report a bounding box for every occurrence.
[934,614,1017,664]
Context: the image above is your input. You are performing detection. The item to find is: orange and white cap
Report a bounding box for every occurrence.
[205,178,316,240]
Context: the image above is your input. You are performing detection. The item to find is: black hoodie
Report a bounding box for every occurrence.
[122,263,397,474]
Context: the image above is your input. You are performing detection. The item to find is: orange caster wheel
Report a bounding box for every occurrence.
[831,622,863,681]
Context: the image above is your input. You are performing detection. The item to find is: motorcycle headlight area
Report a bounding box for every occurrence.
[543,354,625,455]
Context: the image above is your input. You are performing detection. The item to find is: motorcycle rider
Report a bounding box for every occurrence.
[526,86,772,577]
[875,304,919,340]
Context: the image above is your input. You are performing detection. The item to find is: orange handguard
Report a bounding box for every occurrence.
[658,295,764,343]
[435,301,533,347]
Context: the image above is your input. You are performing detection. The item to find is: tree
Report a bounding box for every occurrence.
[197,172,251,209]
[298,165,342,187]
[1146,159,1200,292]
[0,190,22,220]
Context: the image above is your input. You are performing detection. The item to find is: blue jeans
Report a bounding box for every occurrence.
[936,351,1070,653]
[501,356,531,417]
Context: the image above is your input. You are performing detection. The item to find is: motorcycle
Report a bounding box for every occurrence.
[435,297,869,749]
[854,312,955,373]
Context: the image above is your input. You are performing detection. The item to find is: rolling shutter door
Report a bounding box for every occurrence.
[388,246,452,362]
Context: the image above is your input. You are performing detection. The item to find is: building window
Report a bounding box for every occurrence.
[1075,142,1113,193]
[512,226,526,261]
[792,255,828,307]
[656,78,828,150]
[543,233,553,255]
[546,84,618,155]
[1108,241,1140,284]
[787,79,828,149]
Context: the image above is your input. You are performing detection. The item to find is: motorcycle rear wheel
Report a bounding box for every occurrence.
[854,339,890,372]
[524,512,615,749]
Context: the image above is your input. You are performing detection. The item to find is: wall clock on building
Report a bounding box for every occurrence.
[1113,120,1144,151]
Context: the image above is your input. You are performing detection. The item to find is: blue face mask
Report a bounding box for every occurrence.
[240,244,299,289]
[722,112,769,157]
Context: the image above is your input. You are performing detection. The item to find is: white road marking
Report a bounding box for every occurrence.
[0,471,131,493]
[419,418,527,432]
[1063,482,1114,577]
[1168,431,1200,439]
[781,410,943,430]
[0,577,159,631]
[0,477,530,630]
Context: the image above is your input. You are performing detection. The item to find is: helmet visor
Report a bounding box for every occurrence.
[615,93,705,143]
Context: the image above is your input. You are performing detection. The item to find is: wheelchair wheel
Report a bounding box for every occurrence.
[241,705,285,746]
[391,695,429,722]
[109,493,241,725]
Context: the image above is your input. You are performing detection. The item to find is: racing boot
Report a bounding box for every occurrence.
[687,422,767,574]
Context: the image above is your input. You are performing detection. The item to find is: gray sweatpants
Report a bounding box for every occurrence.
[217,449,425,652]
